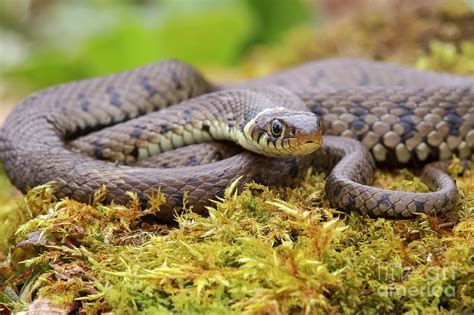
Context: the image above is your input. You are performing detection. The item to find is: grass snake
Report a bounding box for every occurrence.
[1,59,473,220]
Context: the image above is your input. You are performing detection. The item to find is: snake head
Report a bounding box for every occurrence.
[242,107,323,157]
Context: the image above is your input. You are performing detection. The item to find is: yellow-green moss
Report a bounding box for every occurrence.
[0,164,473,313]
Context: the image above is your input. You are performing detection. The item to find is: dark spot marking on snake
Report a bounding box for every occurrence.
[415,201,425,212]
[352,106,368,117]
[106,86,121,107]
[350,119,366,131]
[444,113,463,136]
[311,104,325,117]
[402,130,416,142]
[399,103,414,113]
[182,109,192,123]
[172,192,184,205]
[202,124,210,133]
[77,94,90,112]
[138,75,157,98]
[160,124,170,133]
[131,146,139,159]
[171,71,183,90]
[227,118,236,128]
[212,111,221,119]
[160,162,170,168]
[400,115,415,125]
[379,193,392,210]
[130,127,142,139]
[187,155,198,166]
[92,141,103,157]
[399,123,416,141]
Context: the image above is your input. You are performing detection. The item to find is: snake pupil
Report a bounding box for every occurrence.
[271,120,283,137]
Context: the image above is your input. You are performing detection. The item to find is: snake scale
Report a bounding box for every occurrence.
[1,59,473,220]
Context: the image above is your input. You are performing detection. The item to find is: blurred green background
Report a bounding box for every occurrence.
[0,0,315,93]
[1,0,474,100]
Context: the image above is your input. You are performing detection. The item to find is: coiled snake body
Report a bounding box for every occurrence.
[1,59,473,220]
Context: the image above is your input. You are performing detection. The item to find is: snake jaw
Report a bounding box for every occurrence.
[293,127,324,156]
[292,118,324,155]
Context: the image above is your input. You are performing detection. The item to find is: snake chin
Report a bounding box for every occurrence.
[292,134,323,156]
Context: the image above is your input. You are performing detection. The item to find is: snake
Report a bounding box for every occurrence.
[0,59,473,220]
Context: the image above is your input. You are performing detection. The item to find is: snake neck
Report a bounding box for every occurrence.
[69,89,319,163]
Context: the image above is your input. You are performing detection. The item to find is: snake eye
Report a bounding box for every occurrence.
[271,120,283,137]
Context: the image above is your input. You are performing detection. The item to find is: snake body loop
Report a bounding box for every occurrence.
[1,59,473,219]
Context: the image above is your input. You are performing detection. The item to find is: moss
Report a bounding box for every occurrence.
[0,163,473,313]
[416,41,474,74]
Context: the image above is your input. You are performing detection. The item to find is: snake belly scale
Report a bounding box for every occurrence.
[0,59,473,220]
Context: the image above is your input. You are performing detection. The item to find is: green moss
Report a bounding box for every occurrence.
[0,164,473,313]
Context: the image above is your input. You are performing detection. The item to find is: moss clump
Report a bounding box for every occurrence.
[0,166,52,251]
[416,40,474,74]
[0,164,473,313]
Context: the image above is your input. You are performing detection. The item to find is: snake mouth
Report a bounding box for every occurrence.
[291,126,323,155]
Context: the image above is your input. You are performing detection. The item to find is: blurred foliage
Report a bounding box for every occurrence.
[241,0,313,46]
[417,40,474,74]
[0,0,311,93]
[241,0,474,77]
